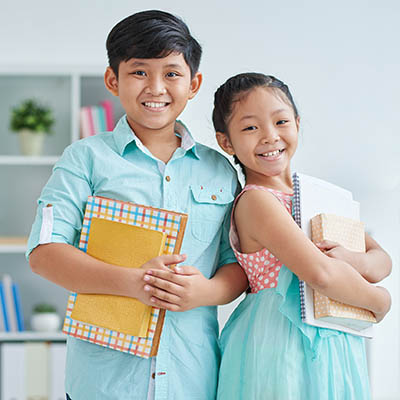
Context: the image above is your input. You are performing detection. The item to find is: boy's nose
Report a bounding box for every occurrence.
[145,78,167,96]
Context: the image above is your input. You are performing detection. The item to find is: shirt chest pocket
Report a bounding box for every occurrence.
[190,184,234,243]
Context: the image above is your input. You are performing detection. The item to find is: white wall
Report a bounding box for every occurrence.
[1,1,399,398]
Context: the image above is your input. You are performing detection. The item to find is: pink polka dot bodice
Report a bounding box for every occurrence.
[230,185,293,293]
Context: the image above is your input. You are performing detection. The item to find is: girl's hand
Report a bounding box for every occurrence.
[373,286,392,323]
[142,265,211,312]
[316,240,353,261]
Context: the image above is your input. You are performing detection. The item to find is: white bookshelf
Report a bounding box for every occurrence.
[0,156,59,165]
[0,66,124,333]
[0,331,66,342]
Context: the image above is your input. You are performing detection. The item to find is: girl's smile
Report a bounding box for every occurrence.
[218,86,299,190]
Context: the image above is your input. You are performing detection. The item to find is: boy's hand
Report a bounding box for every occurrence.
[131,254,186,307]
[142,265,211,312]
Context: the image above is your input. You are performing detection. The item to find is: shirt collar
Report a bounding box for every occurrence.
[113,116,200,159]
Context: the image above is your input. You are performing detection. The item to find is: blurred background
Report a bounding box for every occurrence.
[0,1,398,399]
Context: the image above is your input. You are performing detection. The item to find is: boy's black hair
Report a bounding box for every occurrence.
[212,72,298,171]
[106,10,202,78]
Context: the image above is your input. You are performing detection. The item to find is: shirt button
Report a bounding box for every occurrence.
[152,372,156,379]
[165,176,171,182]
[211,195,217,201]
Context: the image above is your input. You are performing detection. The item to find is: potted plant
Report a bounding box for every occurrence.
[10,98,55,156]
[31,303,61,332]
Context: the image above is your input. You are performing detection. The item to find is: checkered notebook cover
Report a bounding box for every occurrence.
[62,196,187,358]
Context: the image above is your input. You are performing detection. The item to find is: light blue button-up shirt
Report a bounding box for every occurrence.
[27,116,239,400]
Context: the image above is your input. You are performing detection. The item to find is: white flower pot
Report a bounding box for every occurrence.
[31,312,61,332]
[18,129,45,156]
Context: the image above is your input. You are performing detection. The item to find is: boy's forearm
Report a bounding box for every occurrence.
[205,263,248,306]
[29,243,141,297]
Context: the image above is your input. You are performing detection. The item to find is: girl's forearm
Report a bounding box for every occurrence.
[350,248,392,283]
[310,257,391,317]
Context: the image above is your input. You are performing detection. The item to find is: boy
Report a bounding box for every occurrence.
[27,10,247,400]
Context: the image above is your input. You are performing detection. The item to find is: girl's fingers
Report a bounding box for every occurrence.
[150,297,180,312]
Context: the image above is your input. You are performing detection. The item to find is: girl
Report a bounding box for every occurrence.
[213,73,392,400]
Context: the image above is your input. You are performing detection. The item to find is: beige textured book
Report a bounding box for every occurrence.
[311,213,376,330]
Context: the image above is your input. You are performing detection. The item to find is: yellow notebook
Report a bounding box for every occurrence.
[71,217,167,337]
[62,195,188,358]
[311,213,376,330]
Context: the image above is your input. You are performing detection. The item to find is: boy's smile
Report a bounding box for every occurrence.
[105,53,202,143]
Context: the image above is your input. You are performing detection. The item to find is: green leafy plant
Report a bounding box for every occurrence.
[10,98,55,134]
[33,303,57,314]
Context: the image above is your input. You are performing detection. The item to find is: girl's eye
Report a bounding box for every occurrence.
[276,120,288,125]
[132,71,146,76]
[243,126,257,132]
[166,72,178,78]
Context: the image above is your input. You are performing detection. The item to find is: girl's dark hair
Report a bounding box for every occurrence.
[212,72,298,170]
[106,10,202,78]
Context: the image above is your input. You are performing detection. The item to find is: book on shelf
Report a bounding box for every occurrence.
[62,196,188,358]
[0,275,25,332]
[292,172,374,338]
[80,100,115,138]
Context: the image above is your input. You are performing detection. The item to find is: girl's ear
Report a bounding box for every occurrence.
[216,132,235,156]
[104,67,119,96]
[295,116,300,131]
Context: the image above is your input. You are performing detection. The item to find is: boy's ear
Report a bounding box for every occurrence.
[104,67,119,96]
[216,131,235,156]
[188,72,202,100]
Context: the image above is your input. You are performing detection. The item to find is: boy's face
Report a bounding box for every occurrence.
[105,53,202,138]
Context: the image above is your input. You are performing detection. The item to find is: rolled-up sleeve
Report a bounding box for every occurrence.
[26,143,93,259]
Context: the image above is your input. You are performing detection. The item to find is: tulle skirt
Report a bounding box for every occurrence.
[217,266,371,400]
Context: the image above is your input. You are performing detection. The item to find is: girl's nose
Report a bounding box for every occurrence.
[261,128,280,144]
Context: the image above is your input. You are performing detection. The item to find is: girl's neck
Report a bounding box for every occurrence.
[245,171,293,194]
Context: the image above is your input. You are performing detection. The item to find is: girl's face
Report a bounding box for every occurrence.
[217,87,299,189]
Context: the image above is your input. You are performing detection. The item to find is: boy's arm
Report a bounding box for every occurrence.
[316,233,392,283]
[30,242,186,307]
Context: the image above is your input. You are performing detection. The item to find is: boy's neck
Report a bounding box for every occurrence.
[127,119,181,164]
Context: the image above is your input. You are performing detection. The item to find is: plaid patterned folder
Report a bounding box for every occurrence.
[62,196,187,358]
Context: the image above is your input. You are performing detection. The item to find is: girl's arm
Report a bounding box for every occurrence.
[316,234,392,283]
[29,242,186,309]
[234,189,391,322]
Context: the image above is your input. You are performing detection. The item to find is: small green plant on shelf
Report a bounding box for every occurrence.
[31,303,61,332]
[9,98,55,156]
[10,99,54,134]
[33,303,57,314]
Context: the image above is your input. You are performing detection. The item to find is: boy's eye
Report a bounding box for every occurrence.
[276,120,288,125]
[243,126,257,132]
[132,71,146,76]
[166,72,178,78]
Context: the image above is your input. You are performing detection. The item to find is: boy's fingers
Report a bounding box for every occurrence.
[144,275,183,294]
[173,265,198,275]
[144,284,180,304]
[144,270,185,286]
[158,253,187,266]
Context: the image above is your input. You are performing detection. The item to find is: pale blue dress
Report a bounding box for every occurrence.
[217,185,371,400]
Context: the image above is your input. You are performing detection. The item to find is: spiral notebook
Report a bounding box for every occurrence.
[62,196,188,358]
[292,172,374,338]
